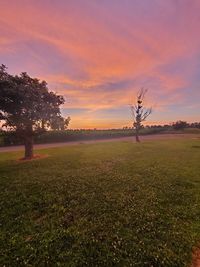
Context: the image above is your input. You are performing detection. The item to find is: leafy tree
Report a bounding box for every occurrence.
[190,122,200,129]
[130,88,152,142]
[0,65,67,159]
[172,120,188,130]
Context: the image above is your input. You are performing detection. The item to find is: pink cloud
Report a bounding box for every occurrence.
[0,0,200,128]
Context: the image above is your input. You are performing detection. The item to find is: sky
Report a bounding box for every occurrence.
[0,0,200,129]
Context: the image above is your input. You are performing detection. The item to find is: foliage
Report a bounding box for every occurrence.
[0,65,66,158]
[50,116,71,131]
[173,120,188,130]
[0,139,200,266]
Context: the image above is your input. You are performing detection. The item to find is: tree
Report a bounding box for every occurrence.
[0,65,67,159]
[172,120,188,130]
[130,88,152,142]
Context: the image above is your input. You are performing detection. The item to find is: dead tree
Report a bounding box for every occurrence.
[130,88,152,142]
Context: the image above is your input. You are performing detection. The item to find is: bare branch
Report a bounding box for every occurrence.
[141,107,152,121]
[130,88,152,142]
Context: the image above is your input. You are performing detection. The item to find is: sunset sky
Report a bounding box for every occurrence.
[0,0,200,128]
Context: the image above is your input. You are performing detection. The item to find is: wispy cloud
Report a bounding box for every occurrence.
[0,0,200,128]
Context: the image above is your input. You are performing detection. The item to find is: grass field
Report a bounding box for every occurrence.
[0,138,200,266]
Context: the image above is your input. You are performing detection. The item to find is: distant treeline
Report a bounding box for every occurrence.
[0,121,200,146]
[123,121,200,130]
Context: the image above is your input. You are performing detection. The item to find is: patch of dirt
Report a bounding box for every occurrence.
[17,154,49,162]
[62,212,75,228]
[25,235,33,242]
[190,247,200,267]
[34,214,47,225]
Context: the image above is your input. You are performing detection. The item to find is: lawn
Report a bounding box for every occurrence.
[0,138,200,266]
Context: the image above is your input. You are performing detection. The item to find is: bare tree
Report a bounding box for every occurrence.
[130,88,152,142]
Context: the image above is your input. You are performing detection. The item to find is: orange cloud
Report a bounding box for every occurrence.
[0,0,200,128]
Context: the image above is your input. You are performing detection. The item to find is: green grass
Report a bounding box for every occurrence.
[0,138,200,266]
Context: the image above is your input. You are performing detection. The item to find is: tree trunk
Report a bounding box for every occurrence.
[24,135,34,159]
[135,127,140,142]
